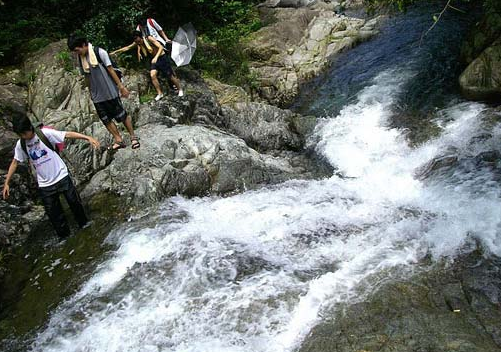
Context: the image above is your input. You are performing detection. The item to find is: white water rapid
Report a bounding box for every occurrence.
[31,66,501,352]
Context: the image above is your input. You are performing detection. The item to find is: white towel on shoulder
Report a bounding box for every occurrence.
[80,42,99,73]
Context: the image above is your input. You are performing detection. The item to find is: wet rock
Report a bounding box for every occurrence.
[0,171,45,249]
[299,252,501,352]
[460,1,501,65]
[459,37,501,102]
[414,154,459,181]
[474,150,501,164]
[220,102,308,151]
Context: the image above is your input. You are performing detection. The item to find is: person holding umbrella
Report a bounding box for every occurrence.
[112,31,183,100]
[136,17,171,48]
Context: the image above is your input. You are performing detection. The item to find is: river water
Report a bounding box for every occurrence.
[3,3,501,352]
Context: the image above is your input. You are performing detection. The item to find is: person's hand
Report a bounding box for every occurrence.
[138,53,143,61]
[110,50,118,56]
[87,137,100,149]
[2,183,10,200]
[119,85,130,98]
[166,39,172,44]
[151,57,158,64]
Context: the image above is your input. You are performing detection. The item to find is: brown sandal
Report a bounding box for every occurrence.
[107,141,126,151]
[131,137,141,149]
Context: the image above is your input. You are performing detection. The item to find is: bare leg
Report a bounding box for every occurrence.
[122,115,136,138]
[169,74,182,92]
[105,121,123,143]
[150,70,163,95]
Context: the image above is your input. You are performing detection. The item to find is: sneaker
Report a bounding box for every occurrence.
[178,90,184,97]
[155,93,164,101]
[81,220,93,229]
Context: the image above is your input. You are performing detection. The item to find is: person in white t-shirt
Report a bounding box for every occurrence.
[2,113,100,239]
[136,17,171,48]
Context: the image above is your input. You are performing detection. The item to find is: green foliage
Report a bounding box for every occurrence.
[189,0,262,86]
[0,0,262,87]
[27,38,52,53]
[139,90,157,103]
[56,50,73,72]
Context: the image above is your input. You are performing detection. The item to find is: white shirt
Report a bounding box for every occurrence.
[14,128,68,188]
[137,18,166,46]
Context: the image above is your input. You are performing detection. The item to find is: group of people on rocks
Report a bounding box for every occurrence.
[2,17,183,239]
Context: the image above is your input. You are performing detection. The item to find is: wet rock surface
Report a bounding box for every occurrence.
[459,37,501,102]
[299,251,501,352]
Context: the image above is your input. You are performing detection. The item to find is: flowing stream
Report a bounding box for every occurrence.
[3,3,501,352]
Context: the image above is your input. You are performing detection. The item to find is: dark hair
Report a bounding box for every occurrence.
[12,112,34,134]
[132,30,142,40]
[67,34,88,50]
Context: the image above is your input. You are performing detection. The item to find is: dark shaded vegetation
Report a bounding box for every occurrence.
[0,0,261,85]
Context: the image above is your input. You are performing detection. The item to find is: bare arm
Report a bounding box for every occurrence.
[159,30,171,43]
[148,36,164,63]
[106,66,130,98]
[65,131,100,149]
[110,42,137,55]
[3,158,18,199]
[137,46,143,61]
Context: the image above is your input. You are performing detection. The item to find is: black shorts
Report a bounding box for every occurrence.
[94,98,127,125]
[150,55,174,78]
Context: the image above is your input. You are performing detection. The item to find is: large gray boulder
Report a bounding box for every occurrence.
[220,102,315,152]
[460,37,501,102]
[246,6,381,106]
[82,124,312,206]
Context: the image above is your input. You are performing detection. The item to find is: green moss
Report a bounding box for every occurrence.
[140,90,157,104]
[0,192,126,340]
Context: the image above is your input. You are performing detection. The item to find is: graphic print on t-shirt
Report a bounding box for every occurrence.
[14,128,68,187]
[28,140,48,162]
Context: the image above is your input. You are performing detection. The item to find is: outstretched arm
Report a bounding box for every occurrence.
[110,43,137,55]
[65,131,100,149]
[3,158,18,200]
[159,30,171,43]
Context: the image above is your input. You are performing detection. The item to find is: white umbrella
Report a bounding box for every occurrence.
[171,23,197,67]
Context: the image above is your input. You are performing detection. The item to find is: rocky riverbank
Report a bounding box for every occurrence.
[459,1,501,102]
[0,36,332,258]
[300,250,501,352]
[247,0,382,106]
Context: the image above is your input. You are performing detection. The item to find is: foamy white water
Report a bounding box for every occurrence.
[31,68,501,352]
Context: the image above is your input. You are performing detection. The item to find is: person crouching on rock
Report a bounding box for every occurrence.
[2,113,100,239]
[67,35,141,151]
[111,30,183,101]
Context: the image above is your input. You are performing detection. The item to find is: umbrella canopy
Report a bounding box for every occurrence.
[171,23,197,67]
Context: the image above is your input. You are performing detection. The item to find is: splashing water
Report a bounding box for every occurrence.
[28,60,501,352]
[9,4,499,352]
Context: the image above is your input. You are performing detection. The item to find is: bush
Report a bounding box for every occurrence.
[0,0,262,88]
